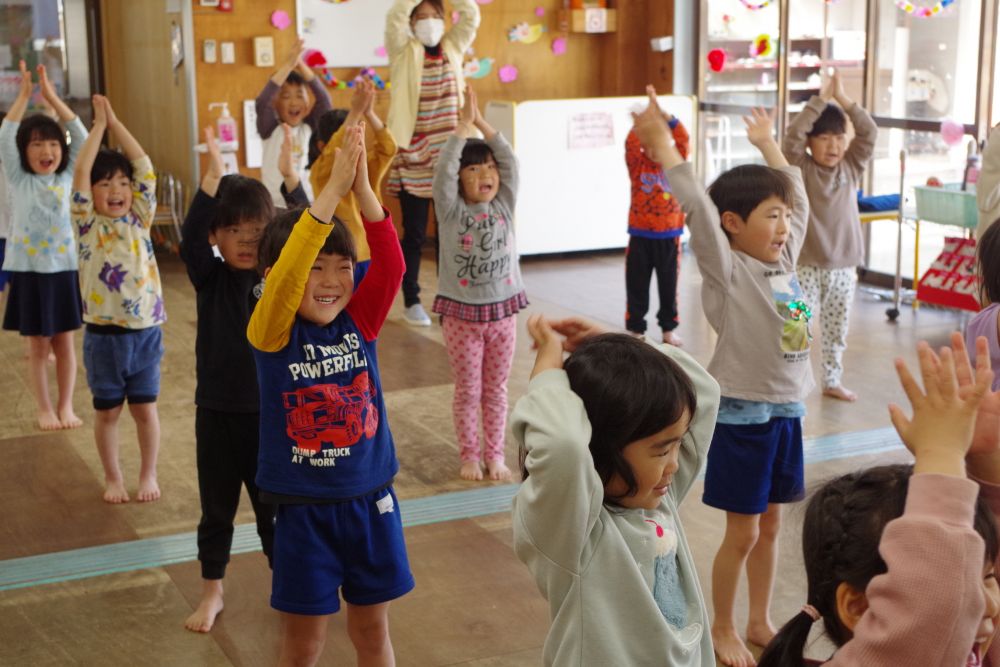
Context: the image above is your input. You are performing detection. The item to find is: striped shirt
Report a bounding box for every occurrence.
[387,52,459,198]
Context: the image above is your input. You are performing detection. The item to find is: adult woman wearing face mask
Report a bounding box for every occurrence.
[385,0,481,327]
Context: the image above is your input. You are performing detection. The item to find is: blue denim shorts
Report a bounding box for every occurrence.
[83,325,163,409]
[271,486,414,616]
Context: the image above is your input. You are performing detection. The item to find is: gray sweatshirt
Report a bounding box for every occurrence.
[667,162,815,403]
[512,344,721,667]
[782,96,877,269]
[432,133,526,306]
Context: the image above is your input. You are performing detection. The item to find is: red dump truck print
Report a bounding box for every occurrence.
[282,372,378,452]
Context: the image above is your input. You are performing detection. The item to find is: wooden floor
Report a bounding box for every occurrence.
[0,246,970,665]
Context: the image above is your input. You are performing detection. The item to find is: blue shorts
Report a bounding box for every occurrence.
[271,485,414,616]
[83,326,163,410]
[702,417,804,515]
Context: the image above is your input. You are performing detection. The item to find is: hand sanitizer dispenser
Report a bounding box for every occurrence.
[209,102,239,151]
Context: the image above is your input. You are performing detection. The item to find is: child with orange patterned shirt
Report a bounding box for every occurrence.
[624,98,690,346]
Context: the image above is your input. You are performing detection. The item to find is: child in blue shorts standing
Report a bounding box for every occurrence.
[72,95,164,504]
[632,88,813,667]
[248,124,411,666]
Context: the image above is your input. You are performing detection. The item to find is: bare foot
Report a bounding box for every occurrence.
[746,620,777,649]
[486,459,512,481]
[460,461,484,481]
[185,581,225,633]
[662,330,684,347]
[103,479,130,504]
[37,411,61,431]
[712,626,756,667]
[137,475,161,502]
[58,408,83,429]
[822,385,857,402]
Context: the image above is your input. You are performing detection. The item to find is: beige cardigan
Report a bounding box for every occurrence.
[384,0,480,149]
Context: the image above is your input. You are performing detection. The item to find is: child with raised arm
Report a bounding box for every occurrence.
[248,125,410,667]
[759,335,997,667]
[179,127,276,633]
[782,69,876,402]
[310,79,398,285]
[624,96,690,346]
[71,95,163,504]
[256,38,333,207]
[432,85,526,481]
[633,86,812,667]
[1,61,87,431]
[513,314,721,665]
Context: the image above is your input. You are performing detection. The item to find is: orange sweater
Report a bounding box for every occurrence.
[625,118,689,238]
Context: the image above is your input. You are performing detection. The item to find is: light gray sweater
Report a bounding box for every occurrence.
[432,132,525,306]
[512,344,721,666]
[782,96,877,269]
[667,162,815,403]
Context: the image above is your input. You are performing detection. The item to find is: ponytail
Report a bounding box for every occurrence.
[757,611,818,667]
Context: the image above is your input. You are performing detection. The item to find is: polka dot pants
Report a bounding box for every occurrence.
[441,315,517,464]
[797,265,857,389]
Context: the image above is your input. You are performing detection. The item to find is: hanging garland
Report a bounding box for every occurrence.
[738,0,771,9]
[895,0,957,18]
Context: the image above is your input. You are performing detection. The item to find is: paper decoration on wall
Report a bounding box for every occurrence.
[508,22,546,44]
[498,64,518,83]
[318,66,389,90]
[475,0,494,3]
[738,0,772,9]
[551,37,567,56]
[463,57,495,79]
[271,10,292,30]
[304,49,327,67]
[750,34,773,57]
[940,119,965,145]
[302,17,316,33]
[895,0,957,17]
[375,45,387,58]
[535,6,545,16]
[320,0,351,3]
[707,48,727,72]
[358,67,387,89]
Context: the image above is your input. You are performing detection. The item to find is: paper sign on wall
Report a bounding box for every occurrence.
[584,8,607,33]
[568,112,614,150]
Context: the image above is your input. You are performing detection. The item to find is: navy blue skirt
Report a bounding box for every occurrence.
[3,270,83,336]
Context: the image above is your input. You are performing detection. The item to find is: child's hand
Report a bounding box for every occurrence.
[352,121,372,195]
[632,85,674,157]
[459,84,477,130]
[204,126,224,179]
[364,80,378,118]
[527,314,564,379]
[549,317,608,353]
[889,341,992,475]
[91,95,108,128]
[949,331,1000,455]
[16,60,32,100]
[102,95,120,128]
[36,64,59,103]
[349,79,371,116]
[743,107,775,148]
[831,69,846,101]
[327,124,363,199]
[278,123,295,179]
[284,38,306,70]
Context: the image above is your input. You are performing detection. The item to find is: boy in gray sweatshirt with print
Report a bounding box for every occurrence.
[632,86,813,667]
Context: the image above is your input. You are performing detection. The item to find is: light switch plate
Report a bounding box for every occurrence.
[253,36,275,67]
[220,41,235,64]
[203,39,217,63]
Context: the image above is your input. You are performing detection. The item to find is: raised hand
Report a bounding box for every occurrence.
[527,314,565,378]
[36,64,58,104]
[285,38,306,70]
[204,126,224,179]
[327,123,363,199]
[949,331,1000,455]
[889,341,992,475]
[351,121,371,195]
[549,317,608,353]
[349,79,370,116]
[743,107,775,148]
[17,60,32,100]
[459,84,477,128]
[92,95,108,128]
[101,95,120,128]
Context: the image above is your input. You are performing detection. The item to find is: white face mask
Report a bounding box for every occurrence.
[413,18,445,47]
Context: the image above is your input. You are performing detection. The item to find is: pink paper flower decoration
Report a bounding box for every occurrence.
[551,37,567,55]
[375,45,387,58]
[535,6,545,16]
[271,10,292,30]
[499,64,518,83]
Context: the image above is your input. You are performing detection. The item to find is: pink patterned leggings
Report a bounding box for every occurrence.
[441,315,517,464]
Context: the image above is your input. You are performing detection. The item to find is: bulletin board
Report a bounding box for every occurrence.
[484,95,698,256]
[296,0,394,67]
